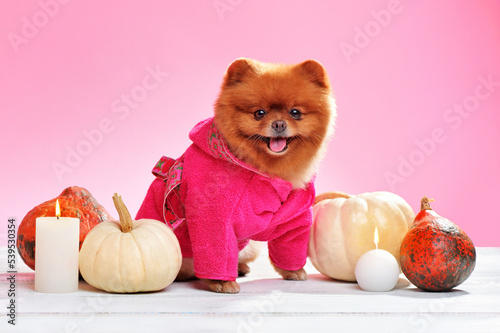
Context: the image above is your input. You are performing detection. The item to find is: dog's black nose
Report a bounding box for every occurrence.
[272,120,287,133]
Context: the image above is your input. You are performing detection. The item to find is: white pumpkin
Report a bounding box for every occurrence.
[79,193,182,293]
[308,191,415,282]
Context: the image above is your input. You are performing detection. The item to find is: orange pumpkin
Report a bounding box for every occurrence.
[17,186,112,270]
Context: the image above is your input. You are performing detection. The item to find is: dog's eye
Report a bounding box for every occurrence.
[289,109,302,120]
[254,109,266,120]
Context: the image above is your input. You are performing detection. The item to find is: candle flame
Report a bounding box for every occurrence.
[374,227,379,249]
[55,199,61,219]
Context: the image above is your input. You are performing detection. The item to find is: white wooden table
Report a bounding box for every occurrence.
[1,247,499,333]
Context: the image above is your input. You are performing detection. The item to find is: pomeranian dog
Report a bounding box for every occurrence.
[136,58,335,293]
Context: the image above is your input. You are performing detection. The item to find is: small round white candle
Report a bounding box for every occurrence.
[354,227,400,292]
[35,200,80,293]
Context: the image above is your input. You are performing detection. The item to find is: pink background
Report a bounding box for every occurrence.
[1,0,499,246]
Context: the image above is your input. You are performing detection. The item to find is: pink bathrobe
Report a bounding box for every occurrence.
[136,117,315,281]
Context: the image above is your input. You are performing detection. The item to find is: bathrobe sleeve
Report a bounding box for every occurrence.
[267,184,315,271]
[267,209,312,271]
[181,146,244,281]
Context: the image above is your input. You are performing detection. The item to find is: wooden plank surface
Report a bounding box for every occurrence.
[1,247,499,333]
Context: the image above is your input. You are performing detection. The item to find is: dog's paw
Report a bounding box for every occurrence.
[281,268,308,281]
[238,263,251,277]
[203,279,240,294]
[273,264,308,281]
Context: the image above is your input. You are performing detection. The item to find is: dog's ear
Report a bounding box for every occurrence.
[297,60,330,89]
[224,58,256,86]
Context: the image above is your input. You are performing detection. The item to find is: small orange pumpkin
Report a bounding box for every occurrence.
[17,186,112,270]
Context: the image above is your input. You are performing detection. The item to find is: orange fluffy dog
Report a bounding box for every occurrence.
[137,58,336,293]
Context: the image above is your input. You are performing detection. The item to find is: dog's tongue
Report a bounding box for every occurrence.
[269,137,287,152]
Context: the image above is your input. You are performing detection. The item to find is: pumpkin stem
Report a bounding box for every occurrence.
[420,196,434,211]
[112,193,133,233]
[314,191,351,206]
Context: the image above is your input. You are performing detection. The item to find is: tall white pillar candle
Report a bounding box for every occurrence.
[35,212,80,293]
